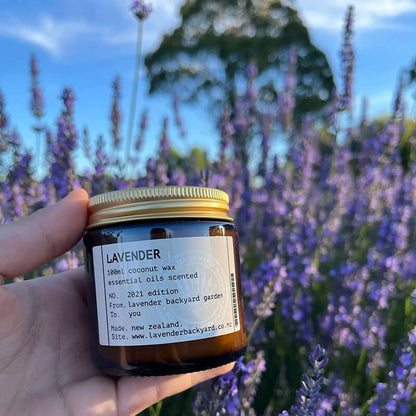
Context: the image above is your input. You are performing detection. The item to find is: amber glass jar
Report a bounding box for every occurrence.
[83,186,247,376]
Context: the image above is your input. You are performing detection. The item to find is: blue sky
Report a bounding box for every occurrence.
[1,0,416,173]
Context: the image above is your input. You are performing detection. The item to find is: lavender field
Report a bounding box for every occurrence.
[1,4,416,416]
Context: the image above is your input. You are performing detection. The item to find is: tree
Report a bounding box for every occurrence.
[410,58,416,83]
[145,0,335,120]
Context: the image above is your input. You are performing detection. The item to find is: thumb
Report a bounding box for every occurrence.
[0,189,89,279]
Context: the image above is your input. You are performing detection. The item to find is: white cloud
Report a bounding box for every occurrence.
[151,0,184,16]
[2,0,416,59]
[296,0,416,31]
[0,14,93,57]
[356,0,416,17]
[0,0,184,58]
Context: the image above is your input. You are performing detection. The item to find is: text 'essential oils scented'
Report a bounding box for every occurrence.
[83,186,247,376]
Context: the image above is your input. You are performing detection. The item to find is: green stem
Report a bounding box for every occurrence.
[36,129,42,178]
[126,21,144,176]
[148,400,163,416]
[246,317,261,349]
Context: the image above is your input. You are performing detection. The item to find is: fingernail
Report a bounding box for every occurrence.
[62,189,88,202]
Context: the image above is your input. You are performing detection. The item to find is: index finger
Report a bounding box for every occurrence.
[0,189,89,279]
[118,363,235,416]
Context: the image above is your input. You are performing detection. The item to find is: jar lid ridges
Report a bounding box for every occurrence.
[88,186,228,209]
[87,186,231,228]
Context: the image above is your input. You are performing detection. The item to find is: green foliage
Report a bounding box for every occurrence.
[169,146,208,170]
[399,119,416,170]
[145,0,335,120]
[409,57,416,84]
[365,115,416,171]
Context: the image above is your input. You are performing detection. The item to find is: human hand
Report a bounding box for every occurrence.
[0,189,234,415]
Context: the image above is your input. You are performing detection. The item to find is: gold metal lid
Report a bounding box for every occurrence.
[87,186,232,228]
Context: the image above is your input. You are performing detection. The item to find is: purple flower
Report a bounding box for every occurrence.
[392,72,405,122]
[44,88,78,198]
[218,105,235,162]
[280,345,329,416]
[110,75,122,149]
[82,127,91,159]
[338,5,355,112]
[173,93,186,137]
[193,353,265,415]
[278,47,297,131]
[368,332,416,415]
[30,54,44,120]
[131,0,152,20]
[158,117,170,161]
[0,90,9,148]
[62,87,75,115]
[290,345,328,415]
[409,327,416,346]
[135,109,148,151]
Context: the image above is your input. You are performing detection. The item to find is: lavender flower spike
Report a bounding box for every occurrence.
[290,345,329,416]
[0,91,8,136]
[339,5,354,112]
[131,0,153,20]
[111,75,122,149]
[30,54,44,120]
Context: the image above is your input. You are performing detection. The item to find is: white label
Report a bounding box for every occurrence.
[92,236,241,346]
